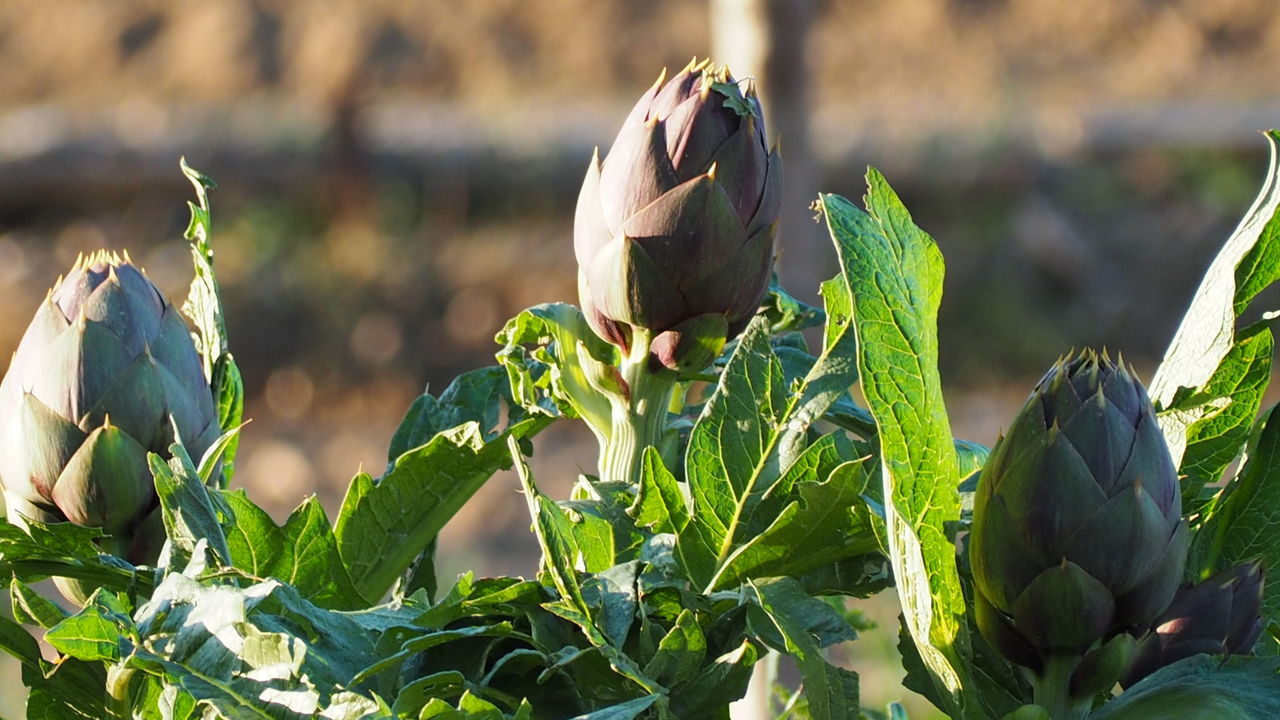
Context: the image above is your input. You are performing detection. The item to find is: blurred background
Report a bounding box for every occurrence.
[2,0,1280,716]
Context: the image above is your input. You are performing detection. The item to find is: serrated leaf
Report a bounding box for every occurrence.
[761,277,826,333]
[667,639,757,718]
[178,159,243,484]
[208,353,244,485]
[642,608,706,686]
[0,517,154,595]
[680,281,864,591]
[570,695,659,719]
[23,658,109,720]
[819,177,973,717]
[751,577,858,720]
[629,447,689,534]
[11,577,69,628]
[126,573,385,719]
[495,303,618,428]
[710,460,873,591]
[1090,655,1280,719]
[335,414,549,602]
[220,490,366,610]
[45,590,134,662]
[150,443,231,568]
[1151,131,1280,473]
[388,366,516,463]
[0,606,43,672]
[1190,403,1280,644]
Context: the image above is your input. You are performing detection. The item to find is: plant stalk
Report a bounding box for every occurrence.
[1032,654,1092,720]
[598,329,676,485]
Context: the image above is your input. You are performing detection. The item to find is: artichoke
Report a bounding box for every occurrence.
[1122,561,1264,688]
[574,59,781,371]
[969,351,1188,714]
[0,251,219,600]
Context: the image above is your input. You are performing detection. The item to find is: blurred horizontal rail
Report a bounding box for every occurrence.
[1,99,1279,221]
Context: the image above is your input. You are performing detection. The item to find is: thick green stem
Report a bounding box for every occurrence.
[1031,654,1091,720]
[597,330,677,485]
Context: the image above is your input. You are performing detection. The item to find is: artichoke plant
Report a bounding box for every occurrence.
[574,58,781,372]
[970,351,1188,719]
[0,251,219,601]
[1122,561,1264,688]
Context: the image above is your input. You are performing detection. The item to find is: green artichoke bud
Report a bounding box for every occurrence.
[969,351,1188,712]
[574,59,781,371]
[1122,561,1264,688]
[0,251,219,600]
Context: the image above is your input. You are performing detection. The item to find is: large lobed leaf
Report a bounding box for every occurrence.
[1189,403,1280,650]
[179,159,244,484]
[334,368,551,602]
[818,173,976,718]
[1150,131,1280,512]
[674,271,874,593]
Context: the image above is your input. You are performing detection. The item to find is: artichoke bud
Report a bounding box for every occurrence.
[969,350,1187,676]
[0,251,219,601]
[575,59,780,364]
[1122,561,1265,688]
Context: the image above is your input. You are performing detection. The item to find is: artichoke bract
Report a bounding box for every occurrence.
[0,251,219,599]
[574,59,781,371]
[1122,561,1264,688]
[969,351,1188,716]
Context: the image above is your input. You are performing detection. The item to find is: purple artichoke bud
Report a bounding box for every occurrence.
[1121,561,1264,688]
[970,351,1188,676]
[0,252,219,601]
[575,59,781,371]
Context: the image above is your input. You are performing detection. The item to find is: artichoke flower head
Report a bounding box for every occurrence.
[1122,561,1265,688]
[575,58,781,371]
[0,251,218,597]
[970,351,1188,686]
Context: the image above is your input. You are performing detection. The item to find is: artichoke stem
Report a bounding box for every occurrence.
[1031,654,1092,720]
[598,329,676,485]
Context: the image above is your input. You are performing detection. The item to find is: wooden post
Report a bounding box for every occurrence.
[712,0,829,303]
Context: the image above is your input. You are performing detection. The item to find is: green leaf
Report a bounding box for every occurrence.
[761,277,825,333]
[495,303,618,429]
[178,158,242,483]
[24,658,109,720]
[570,695,659,719]
[388,366,516,462]
[629,446,690,534]
[45,590,134,662]
[0,606,43,672]
[0,517,154,595]
[150,443,231,568]
[711,460,873,590]
[1191,403,1280,639]
[668,639,757,718]
[680,280,866,591]
[642,608,706,686]
[1180,323,1273,514]
[1151,131,1280,477]
[11,577,69,628]
[510,438,660,697]
[220,490,367,610]
[819,175,973,717]
[1090,655,1280,719]
[208,352,244,485]
[124,572,385,719]
[751,577,858,720]
[335,413,549,602]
